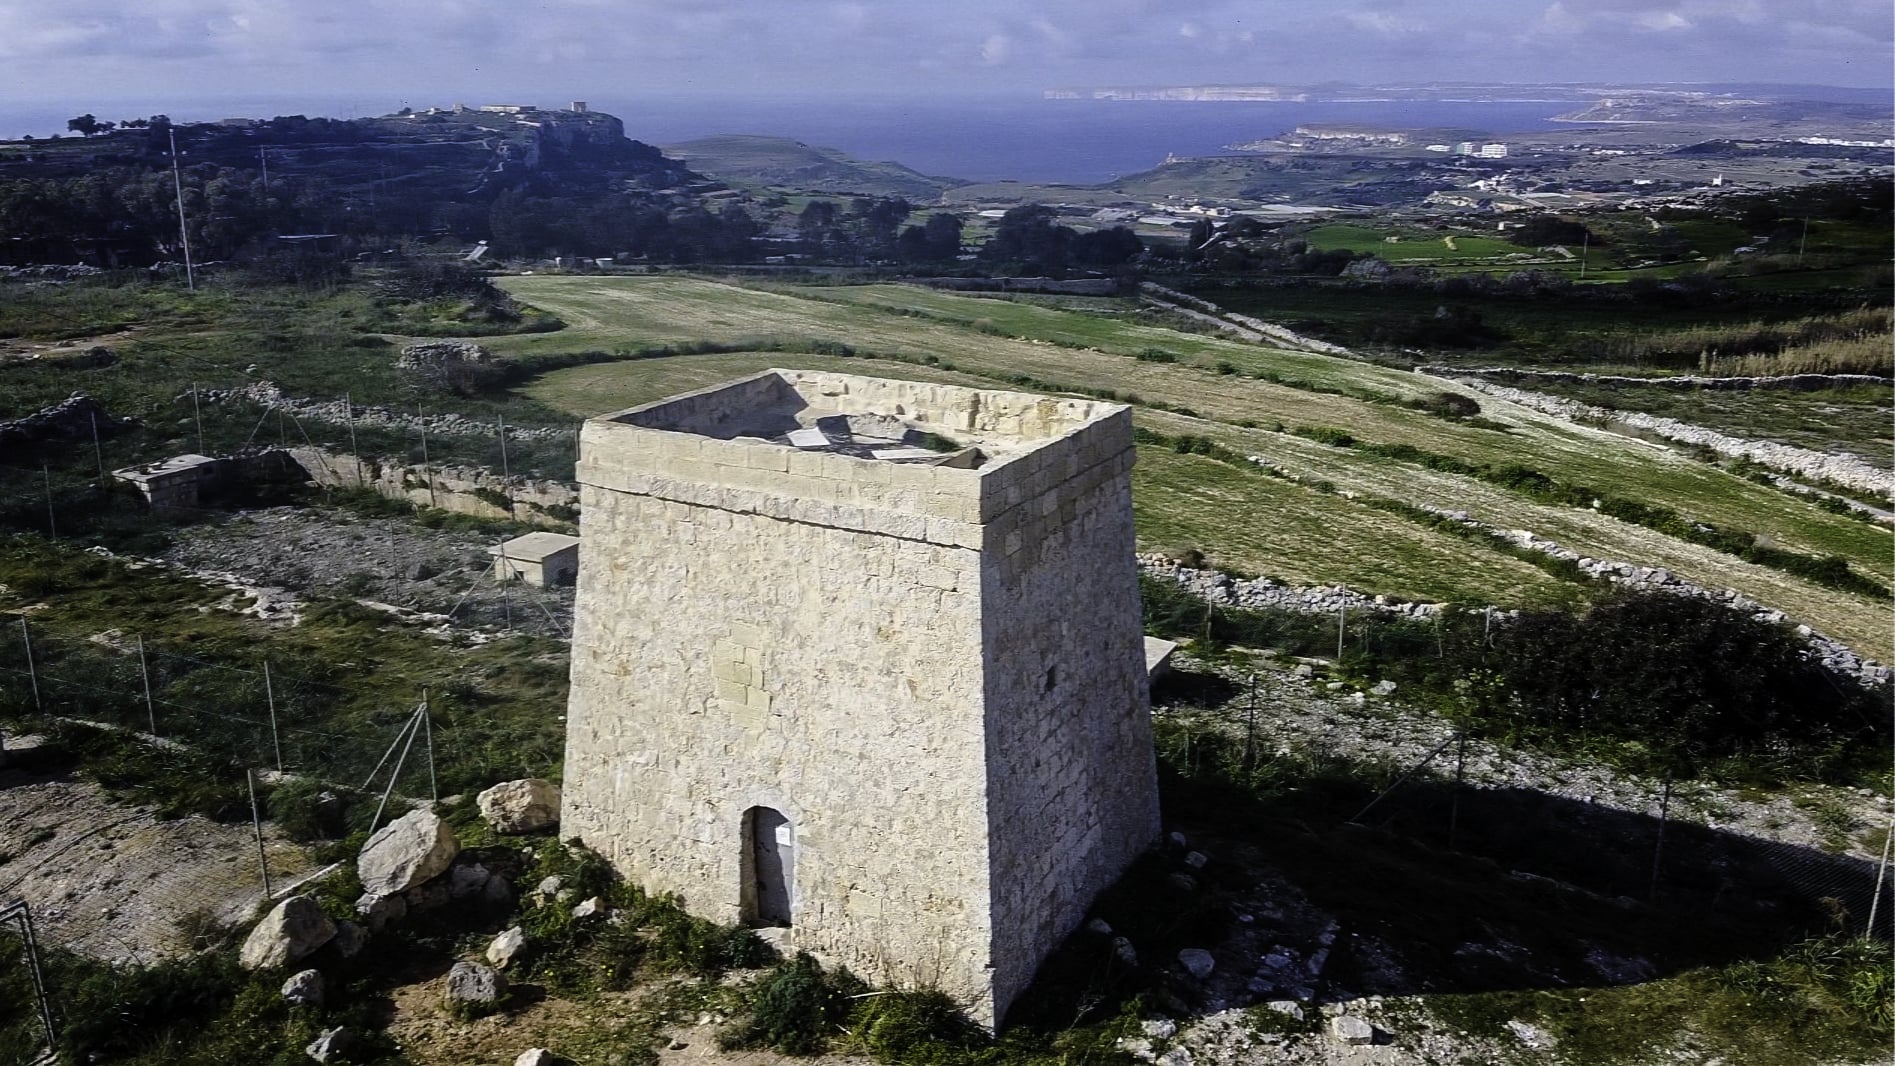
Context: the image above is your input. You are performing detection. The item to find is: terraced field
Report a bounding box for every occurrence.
[501,275,1893,657]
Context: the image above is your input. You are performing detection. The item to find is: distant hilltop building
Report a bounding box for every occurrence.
[1455,142,1508,159]
[562,370,1161,1026]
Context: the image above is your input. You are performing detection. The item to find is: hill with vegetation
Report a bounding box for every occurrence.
[661,134,966,200]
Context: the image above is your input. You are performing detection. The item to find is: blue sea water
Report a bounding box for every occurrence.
[597,95,1580,184]
[2,88,1881,186]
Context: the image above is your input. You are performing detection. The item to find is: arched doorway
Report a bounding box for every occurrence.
[741,806,794,927]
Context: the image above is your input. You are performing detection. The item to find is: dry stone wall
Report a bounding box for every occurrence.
[1430,376,1895,498]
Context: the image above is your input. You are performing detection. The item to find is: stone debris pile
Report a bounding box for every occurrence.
[1137,554,1451,621]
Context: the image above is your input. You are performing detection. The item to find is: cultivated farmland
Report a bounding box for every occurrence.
[503,275,1892,657]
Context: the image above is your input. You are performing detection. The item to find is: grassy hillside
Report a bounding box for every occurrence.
[496,275,1892,656]
[661,134,964,199]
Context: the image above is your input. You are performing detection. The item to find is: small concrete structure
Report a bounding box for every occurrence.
[489,532,581,587]
[112,454,218,512]
[1144,636,1180,682]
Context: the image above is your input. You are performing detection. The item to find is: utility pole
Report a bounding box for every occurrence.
[258,147,269,192]
[1578,231,1589,280]
[191,382,207,454]
[496,415,515,519]
[168,127,195,291]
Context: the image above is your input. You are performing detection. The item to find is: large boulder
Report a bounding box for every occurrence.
[240,895,336,971]
[358,809,459,896]
[477,779,562,833]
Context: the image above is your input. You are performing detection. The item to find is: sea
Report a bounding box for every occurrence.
[0,88,1880,185]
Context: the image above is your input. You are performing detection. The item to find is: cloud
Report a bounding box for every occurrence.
[0,0,1885,103]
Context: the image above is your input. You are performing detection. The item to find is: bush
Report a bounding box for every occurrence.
[720,952,861,1055]
[853,988,987,1061]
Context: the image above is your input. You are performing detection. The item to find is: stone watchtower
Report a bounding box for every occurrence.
[562,369,1160,1023]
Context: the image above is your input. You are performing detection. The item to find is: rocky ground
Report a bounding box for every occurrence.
[1123,650,1892,1065]
[157,505,574,639]
[1159,647,1891,868]
[0,741,317,964]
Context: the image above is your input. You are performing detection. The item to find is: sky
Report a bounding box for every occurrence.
[0,0,1890,111]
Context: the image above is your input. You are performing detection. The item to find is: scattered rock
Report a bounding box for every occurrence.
[355,891,406,932]
[1371,680,1398,696]
[1155,1048,1194,1066]
[1141,1018,1178,1040]
[1506,1019,1556,1049]
[478,778,563,833]
[1086,918,1114,935]
[281,968,325,1007]
[1329,1015,1377,1045]
[330,920,367,959]
[1166,873,1198,893]
[483,872,515,906]
[406,877,453,911]
[1113,936,1139,967]
[449,862,493,898]
[488,926,528,969]
[1263,999,1304,1021]
[515,1050,561,1066]
[1183,850,1208,869]
[537,875,563,897]
[572,896,606,919]
[240,895,337,971]
[305,1026,354,1063]
[357,809,459,896]
[1178,948,1215,980]
[446,960,508,1008]
[1167,831,1188,849]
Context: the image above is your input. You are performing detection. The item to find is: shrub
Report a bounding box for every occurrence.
[853,988,987,1061]
[720,952,860,1055]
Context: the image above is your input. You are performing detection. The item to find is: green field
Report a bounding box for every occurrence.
[500,275,1892,655]
[1305,223,1524,261]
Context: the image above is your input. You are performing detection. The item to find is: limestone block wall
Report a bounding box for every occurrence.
[564,371,1158,1025]
[974,409,1159,1013]
[565,407,1001,1009]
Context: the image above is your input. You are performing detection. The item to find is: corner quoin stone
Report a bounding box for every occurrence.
[562,369,1161,1026]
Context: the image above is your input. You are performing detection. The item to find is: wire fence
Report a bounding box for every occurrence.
[0,615,449,796]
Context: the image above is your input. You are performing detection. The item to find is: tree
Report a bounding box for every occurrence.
[922,212,963,259]
[66,114,103,138]
[981,204,1073,272]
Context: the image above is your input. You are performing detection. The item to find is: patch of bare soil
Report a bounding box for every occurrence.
[159,505,573,639]
[0,764,314,963]
[382,970,870,1066]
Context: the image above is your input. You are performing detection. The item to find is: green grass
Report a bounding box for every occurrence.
[0,537,570,800]
[497,274,1892,655]
[1305,223,1526,261]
